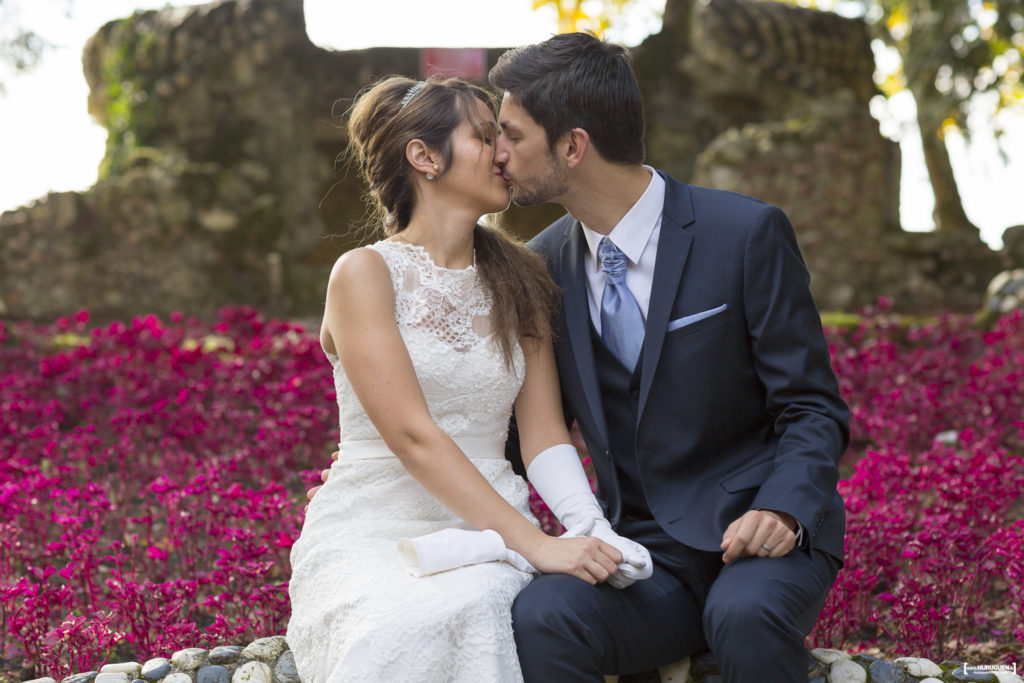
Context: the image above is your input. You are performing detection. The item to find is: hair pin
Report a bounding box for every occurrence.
[400,81,427,110]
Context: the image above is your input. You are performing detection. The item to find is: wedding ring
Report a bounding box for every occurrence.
[760,544,773,553]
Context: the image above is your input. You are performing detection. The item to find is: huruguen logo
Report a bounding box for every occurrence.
[962,662,1017,677]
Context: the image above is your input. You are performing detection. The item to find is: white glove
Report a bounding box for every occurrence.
[588,518,653,588]
[527,444,652,588]
[526,443,604,532]
[397,528,537,577]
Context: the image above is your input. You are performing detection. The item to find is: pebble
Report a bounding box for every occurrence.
[231,662,272,683]
[272,652,299,683]
[950,666,997,682]
[241,636,288,662]
[196,666,230,683]
[921,679,945,683]
[140,659,171,681]
[62,673,98,683]
[99,665,141,677]
[170,649,207,671]
[161,674,193,683]
[94,674,130,683]
[993,674,1024,683]
[207,647,243,666]
[25,678,57,683]
[894,657,944,678]
[869,659,909,683]
[812,649,853,665]
[829,659,868,683]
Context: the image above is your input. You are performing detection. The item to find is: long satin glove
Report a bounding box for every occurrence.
[398,528,538,577]
[527,443,652,588]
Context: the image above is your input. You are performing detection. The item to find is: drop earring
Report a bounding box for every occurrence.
[425,163,439,180]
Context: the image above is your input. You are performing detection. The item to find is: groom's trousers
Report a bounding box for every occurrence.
[511,518,840,683]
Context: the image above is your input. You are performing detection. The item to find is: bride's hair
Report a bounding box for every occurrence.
[346,76,560,366]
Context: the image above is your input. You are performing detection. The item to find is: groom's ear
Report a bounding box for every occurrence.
[561,128,590,169]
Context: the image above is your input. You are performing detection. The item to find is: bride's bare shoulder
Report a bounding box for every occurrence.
[326,246,393,295]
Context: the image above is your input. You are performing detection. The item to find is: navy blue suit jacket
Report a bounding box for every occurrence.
[519,172,849,562]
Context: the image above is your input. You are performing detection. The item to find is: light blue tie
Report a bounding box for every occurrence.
[598,237,645,370]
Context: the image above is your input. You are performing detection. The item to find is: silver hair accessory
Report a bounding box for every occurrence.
[400,81,426,109]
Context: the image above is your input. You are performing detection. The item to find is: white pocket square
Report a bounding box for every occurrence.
[667,303,728,332]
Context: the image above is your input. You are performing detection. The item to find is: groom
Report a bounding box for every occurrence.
[489,33,849,682]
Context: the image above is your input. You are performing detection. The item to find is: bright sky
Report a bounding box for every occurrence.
[0,0,1020,248]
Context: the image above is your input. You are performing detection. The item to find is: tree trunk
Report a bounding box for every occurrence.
[914,93,978,235]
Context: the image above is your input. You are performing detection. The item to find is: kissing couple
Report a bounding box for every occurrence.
[287,31,849,683]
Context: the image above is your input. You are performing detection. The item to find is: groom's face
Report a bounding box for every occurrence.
[495,92,568,207]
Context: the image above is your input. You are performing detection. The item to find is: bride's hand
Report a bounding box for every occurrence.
[304,451,340,511]
[526,535,623,585]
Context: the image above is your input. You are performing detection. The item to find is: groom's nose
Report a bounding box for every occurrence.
[493,138,510,166]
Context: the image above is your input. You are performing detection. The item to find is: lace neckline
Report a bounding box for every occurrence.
[380,240,477,274]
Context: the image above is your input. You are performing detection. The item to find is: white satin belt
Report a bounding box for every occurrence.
[338,437,506,461]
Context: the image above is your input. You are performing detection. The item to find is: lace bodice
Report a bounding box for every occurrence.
[330,240,526,444]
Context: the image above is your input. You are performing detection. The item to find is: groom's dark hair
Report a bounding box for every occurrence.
[489,32,645,165]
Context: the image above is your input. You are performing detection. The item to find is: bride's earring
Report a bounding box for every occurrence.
[425,163,439,181]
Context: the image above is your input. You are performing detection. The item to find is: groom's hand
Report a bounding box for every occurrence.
[720,509,797,564]
[303,451,340,510]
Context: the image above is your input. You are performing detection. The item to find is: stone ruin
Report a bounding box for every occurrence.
[0,0,1016,321]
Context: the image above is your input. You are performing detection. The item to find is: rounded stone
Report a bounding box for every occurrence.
[993,673,1024,683]
[24,678,58,683]
[163,674,194,683]
[231,661,272,683]
[240,636,288,662]
[62,674,98,683]
[140,658,171,681]
[950,666,997,682]
[207,647,243,665]
[869,659,908,683]
[828,659,867,683]
[99,665,141,677]
[919,679,944,683]
[812,649,852,665]
[196,665,230,683]
[273,652,299,683]
[894,657,943,678]
[94,674,130,683]
[171,648,208,670]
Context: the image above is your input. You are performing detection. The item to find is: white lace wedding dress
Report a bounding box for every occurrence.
[287,240,536,683]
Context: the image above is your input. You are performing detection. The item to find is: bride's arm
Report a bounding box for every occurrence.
[325,248,619,583]
[512,334,574,468]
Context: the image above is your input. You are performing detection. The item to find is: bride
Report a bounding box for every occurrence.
[286,76,650,682]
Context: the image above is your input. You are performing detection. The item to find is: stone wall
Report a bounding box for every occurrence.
[0,0,1013,320]
[27,640,1023,683]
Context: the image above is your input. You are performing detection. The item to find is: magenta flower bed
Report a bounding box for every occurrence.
[1,304,1022,678]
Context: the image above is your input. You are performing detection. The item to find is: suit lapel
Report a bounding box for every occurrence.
[560,221,610,448]
[638,176,695,419]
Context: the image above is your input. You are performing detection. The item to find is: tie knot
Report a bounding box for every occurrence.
[598,238,628,283]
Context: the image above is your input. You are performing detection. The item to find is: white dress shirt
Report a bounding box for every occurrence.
[580,167,666,334]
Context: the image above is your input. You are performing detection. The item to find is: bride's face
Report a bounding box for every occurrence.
[434,99,512,215]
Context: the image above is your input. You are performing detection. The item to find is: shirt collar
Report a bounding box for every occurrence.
[581,166,665,267]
